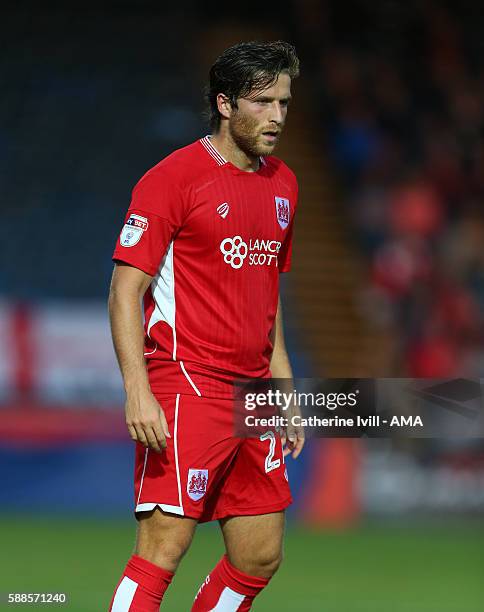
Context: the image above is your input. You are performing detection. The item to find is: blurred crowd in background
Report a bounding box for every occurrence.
[292,0,484,378]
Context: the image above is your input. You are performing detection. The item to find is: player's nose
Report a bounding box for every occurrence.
[268,101,284,124]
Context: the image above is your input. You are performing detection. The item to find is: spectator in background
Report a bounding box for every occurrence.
[297,1,484,376]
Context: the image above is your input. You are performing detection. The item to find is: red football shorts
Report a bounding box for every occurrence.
[134,393,292,522]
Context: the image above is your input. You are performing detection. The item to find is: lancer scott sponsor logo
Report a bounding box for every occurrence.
[220,235,282,269]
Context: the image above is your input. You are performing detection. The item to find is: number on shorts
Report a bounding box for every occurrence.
[260,430,281,473]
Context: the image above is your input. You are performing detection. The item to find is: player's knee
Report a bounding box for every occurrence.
[257,547,284,576]
[143,522,193,553]
[238,546,283,578]
[158,537,192,564]
[136,528,192,570]
[136,510,195,568]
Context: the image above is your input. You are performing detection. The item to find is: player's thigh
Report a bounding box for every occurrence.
[135,507,197,563]
[219,511,285,572]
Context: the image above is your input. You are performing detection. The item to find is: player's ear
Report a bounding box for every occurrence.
[216,93,233,120]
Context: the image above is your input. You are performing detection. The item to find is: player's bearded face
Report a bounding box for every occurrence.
[228,72,291,157]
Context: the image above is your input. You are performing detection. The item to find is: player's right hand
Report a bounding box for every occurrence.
[125,389,171,453]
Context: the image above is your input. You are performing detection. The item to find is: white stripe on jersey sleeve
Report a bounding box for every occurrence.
[147,239,177,360]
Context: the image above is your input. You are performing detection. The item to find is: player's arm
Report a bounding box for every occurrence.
[270,295,305,459]
[108,262,170,453]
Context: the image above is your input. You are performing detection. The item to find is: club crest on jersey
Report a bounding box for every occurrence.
[275,197,290,229]
[120,214,149,247]
[187,469,208,501]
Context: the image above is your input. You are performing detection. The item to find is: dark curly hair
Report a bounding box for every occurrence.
[206,40,300,132]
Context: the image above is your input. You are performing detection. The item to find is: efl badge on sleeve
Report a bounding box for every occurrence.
[187,469,209,501]
[275,197,290,229]
[120,213,149,247]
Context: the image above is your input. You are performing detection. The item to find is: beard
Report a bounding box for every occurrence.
[228,109,281,157]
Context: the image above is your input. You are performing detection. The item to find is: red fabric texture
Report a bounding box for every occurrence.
[109,555,174,611]
[112,137,298,399]
[134,394,292,523]
[191,554,269,611]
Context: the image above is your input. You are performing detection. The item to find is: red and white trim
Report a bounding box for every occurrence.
[147,240,177,359]
[210,587,246,610]
[200,135,266,170]
[143,341,158,357]
[136,448,150,508]
[200,135,227,166]
[111,576,138,611]
[179,361,202,396]
[173,393,183,510]
[135,394,184,516]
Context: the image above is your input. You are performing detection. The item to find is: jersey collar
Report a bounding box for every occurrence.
[200,135,267,172]
[200,135,227,166]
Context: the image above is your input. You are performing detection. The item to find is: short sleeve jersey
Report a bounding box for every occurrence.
[113,136,298,398]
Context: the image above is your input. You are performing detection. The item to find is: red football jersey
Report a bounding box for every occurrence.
[113,136,298,398]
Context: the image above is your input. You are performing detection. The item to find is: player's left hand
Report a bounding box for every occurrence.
[281,402,305,459]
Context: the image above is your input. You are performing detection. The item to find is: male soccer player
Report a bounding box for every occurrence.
[108,40,304,611]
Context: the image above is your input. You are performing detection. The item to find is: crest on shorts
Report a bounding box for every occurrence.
[120,213,149,247]
[187,469,209,501]
[275,197,290,229]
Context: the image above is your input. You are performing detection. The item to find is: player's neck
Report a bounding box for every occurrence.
[209,131,260,173]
